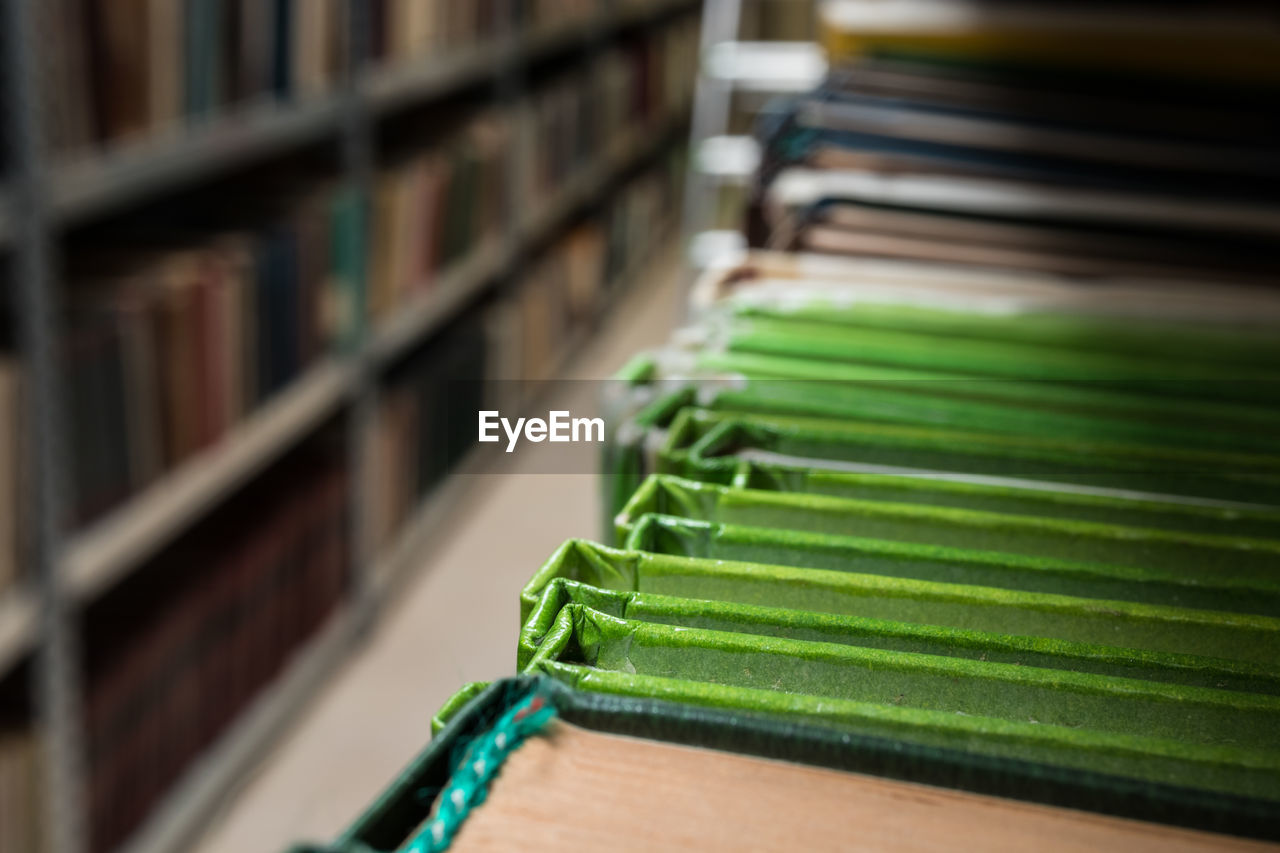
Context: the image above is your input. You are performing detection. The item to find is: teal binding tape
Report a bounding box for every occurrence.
[403,688,558,852]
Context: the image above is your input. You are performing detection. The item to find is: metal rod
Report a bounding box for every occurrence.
[343,0,381,631]
[679,0,744,317]
[2,0,88,851]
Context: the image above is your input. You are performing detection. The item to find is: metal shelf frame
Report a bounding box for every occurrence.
[0,2,698,852]
[679,1,824,286]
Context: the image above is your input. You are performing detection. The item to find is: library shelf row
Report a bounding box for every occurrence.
[118,206,679,853]
[0,0,697,248]
[0,111,686,681]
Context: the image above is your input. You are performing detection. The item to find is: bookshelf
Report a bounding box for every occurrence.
[46,97,348,231]
[365,234,510,367]
[62,359,356,601]
[0,2,699,852]
[9,0,695,238]
[115,606,361,853]
[370,202,682,602]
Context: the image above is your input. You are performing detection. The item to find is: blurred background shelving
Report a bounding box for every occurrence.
[0,1,698,851]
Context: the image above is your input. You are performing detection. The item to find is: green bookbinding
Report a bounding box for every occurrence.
[521,540,1280,666]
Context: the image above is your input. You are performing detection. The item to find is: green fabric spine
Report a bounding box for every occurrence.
[614,476,1280,585]
[520,578,1280,695]
[718,315,1280,406]
[691,349,1280,437]
[523,608,1280,801]
[620,514,1280,617]
[521,540,1280,666]
[727,302,1280,369]
[654,408,1280,505]
[431,682,491,735]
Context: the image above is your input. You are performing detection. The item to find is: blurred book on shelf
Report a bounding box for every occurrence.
[817,0,1280,82]
[60,181,363,527]
[0,632,43,853]
[81,435,348,853]
[520,20,696,205]
[368,0,503,68]
[747,3,1280,290]
[0,720,46,853]
[500,154,683,385]
[371,310,488,555]
[368,113,509,325]
[371,150,682,552]
[29,0,689,167]
[0,655,43,853]
[1,5,699,852]
[516,0,599,33]
[40,0,350,160]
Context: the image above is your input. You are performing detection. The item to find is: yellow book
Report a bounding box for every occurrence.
[818,0,1280,81]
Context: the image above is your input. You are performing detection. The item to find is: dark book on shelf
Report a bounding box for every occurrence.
[61,184,363,527]
[82,437,349,852]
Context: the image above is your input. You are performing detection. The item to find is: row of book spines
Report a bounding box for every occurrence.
[45,0,347,154]
[520,22,698,195]
[367,219,606,550]
[364,0,665,67]
[603,155,682,282]
[82,464,348,853]
[52,10,690,527]
[368,159,678,547]
[368,0,675,63]
[508,162,680,379]
[56,66,656,532]
[0,727,47,853]
[364,19,693,322]
[366,119,509,322]
[61,189,364,526]
[367,0,503,64]
[369,0,632,67]
[42,0,680,158]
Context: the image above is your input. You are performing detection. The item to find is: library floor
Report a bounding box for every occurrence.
[191,249,684,853]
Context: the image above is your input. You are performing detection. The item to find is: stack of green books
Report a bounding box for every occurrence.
[532,291,1280,787]
[309,262,1280,852]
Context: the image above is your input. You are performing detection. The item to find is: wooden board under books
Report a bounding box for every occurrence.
[446,722,1273,853]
